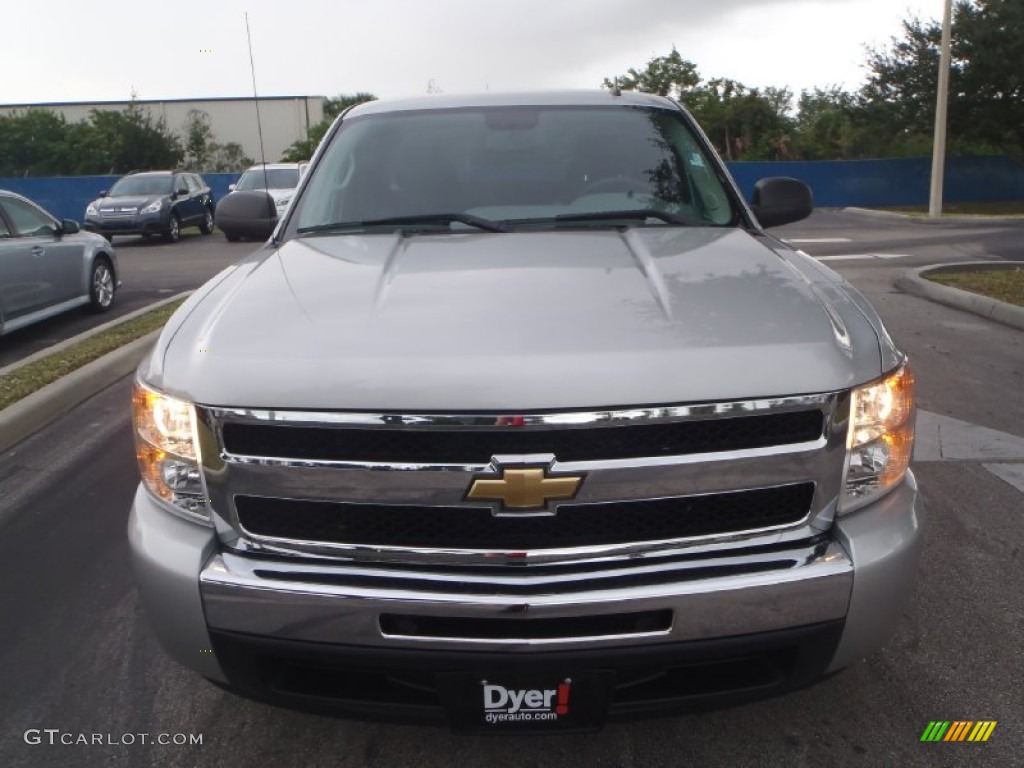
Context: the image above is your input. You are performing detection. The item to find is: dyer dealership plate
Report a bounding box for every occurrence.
[438,670,614,732]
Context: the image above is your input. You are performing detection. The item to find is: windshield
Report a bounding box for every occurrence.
[108,175,173,197]
[237,168,300,191]
[294,105,736,234]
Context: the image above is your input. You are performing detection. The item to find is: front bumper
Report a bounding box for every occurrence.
[128,471,920,720]
[84,211,168,236]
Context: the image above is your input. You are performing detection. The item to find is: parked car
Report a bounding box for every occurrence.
[218,163,306,241]
[0,190,118,335]
[84,171,215,243]
[130,91,920,729]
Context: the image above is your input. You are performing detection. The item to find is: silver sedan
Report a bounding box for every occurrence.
[0,190,119,336]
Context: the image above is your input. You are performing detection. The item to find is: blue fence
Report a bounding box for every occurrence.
[728,156,1024,208]
[2,157,1023,222]
[0,173,239,222]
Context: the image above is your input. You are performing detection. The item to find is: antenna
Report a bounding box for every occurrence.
[244,13,269,193]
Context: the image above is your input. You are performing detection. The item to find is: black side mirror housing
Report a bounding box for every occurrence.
[214,191,278,241]
[60,219,81,235]
[750,177,813,228]
[99,190,108,197]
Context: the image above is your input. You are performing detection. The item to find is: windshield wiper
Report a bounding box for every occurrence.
[506,209,695,228]
[298,213,509,234]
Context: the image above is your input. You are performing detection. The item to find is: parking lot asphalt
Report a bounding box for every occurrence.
[0,210,1022,767]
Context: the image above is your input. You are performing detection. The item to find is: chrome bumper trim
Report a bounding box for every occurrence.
[199,539,853,651]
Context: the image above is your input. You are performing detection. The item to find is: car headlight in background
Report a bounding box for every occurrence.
[276,196,291,208]
[86,201,99,216]
[141,200,163,214]
[132,381,211,524]
[840,363,915,513]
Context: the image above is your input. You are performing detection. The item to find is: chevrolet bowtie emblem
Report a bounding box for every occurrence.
[467,467,583,511]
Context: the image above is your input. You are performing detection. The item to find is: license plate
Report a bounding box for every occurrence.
[438,670,613,732]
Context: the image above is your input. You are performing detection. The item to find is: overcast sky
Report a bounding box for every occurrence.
[3,0,938,106]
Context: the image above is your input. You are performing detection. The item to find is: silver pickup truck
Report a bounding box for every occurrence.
[129,91,920,732]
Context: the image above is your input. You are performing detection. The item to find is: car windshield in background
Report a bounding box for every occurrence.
[237,168,300,191]
[295,105,737,235]
[108,175,173,196]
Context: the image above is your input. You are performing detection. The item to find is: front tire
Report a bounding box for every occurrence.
[199,207,214,235]
[163,214,181,243]
[88,257,116,313]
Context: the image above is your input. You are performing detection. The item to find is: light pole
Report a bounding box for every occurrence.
[928,0,954,218]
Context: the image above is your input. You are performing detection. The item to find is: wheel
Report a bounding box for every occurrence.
[163,214,181,243]
[199,207,214,235]
[225,233,241,242]
[88,257,115,313]
[576,176,650,198]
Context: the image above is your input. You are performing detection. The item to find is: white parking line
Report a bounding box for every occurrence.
[784,238,852,244]
[816,253,908,261]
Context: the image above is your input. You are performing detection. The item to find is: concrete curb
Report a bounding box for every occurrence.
[843,207,1024,224]
[0,291,191,378]
[0,291,193,454]
[896,261,1024,331]
[0,331,159,454]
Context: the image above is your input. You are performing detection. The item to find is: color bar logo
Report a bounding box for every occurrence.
[921,721,997,742]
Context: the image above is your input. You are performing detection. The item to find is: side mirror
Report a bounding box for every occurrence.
[750,177,813,228]
[60,219,81,235]
[99,190,108,197]
[214,191,278,241]
[175,189,188,198]
[228,183,237,192]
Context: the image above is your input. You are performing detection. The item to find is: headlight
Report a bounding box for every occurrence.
[86,201,99,216]
[141,199,163,214]
[132,381,211,524]
[840,363,915,513]
[276,196,291,208]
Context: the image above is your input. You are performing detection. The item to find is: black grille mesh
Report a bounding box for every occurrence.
[222,410,824,464]
[235,483,814,550]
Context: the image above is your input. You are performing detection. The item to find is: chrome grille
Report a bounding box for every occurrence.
[198,393,850,566]
[235,484,815,550]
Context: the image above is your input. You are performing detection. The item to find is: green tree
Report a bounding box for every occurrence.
[793,87,859,159]
[180,109,253,172]
[0,110,95,176]
[281,92,377,161]
[602,47,701,100]
[688,80,796,161]
[860,0,1023,157]
[86,102,183,173]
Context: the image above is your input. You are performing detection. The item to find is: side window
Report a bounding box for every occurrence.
[174,175,189,196]
[0,204,11,237]
[185,175,202,194]
[1,197,56,237]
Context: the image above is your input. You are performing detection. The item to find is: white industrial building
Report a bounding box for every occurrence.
[0,95,326,163]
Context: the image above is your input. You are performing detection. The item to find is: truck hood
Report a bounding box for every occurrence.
[150,227,885,410]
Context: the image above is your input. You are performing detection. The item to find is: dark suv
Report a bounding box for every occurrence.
[84,171,215,243]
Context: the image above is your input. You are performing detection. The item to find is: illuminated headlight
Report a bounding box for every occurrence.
[86,201,99,216]
[840,363,916,513]
[132,381,211,523]
[276,196,291,208]
[141,199,163,214]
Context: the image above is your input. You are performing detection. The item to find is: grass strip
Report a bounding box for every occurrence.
[0,299,185,411]
[927,267,1024,307]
